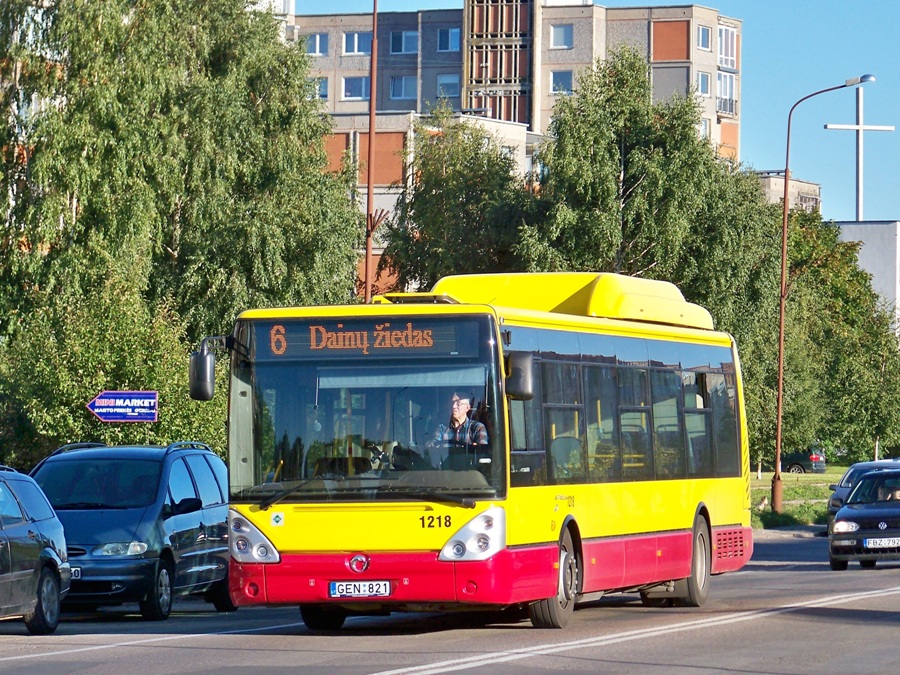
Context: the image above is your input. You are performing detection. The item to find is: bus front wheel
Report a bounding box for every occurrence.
[529,529,578,628]
[300,605,347,631]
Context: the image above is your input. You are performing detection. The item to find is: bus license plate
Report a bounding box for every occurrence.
[864,537,900,549]
[329,581,391,598]
[71,567,81,580]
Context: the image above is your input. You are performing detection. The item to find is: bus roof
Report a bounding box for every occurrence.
[376,273,714,330]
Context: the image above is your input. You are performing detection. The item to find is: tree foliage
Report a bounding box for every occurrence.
[1,0,360,342]
[783,211,900,461]
[379,103,534,291]
[521,49,716,277]
[0,257,227,470]
[0,0,361,464]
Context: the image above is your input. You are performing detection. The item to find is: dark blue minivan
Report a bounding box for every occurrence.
[31,441,234,620]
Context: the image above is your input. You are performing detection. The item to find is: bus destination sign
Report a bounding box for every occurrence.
[254,319,480,361]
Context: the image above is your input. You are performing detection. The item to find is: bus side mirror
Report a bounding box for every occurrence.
[506,352,534,400]
[189,347,216,401]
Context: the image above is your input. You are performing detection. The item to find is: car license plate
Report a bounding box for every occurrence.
[71,567,81,580]
[329,581,391,598]
[864,537,900,548]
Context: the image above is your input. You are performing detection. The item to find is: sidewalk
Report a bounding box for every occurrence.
[752,525,826,539]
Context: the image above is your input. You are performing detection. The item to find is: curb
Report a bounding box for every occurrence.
[753,526,826,539]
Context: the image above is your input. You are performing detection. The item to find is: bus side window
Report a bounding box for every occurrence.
[583,364,621,483]
[510,399,548,486]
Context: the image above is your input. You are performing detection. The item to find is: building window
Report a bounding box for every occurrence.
[551,70,573,95]
[697,71,711,97]
[344,31,372,55]
[718,25,736,69]
[438,27,461,52]
[304,33,328,56]
[437,73,460,98]
[697,25,711,51]
[550,24,573,49]
[390,75,417,100]
[699,118,710,139]
[308,77,328,100]
[717,71,736,114]
[342,76,370,100]
[391,30,418,54]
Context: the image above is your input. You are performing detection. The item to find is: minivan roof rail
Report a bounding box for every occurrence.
[50,442,107,457]
[165,441,213,455]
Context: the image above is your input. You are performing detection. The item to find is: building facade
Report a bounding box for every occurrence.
[285,2,743,292]
[288,1,742,160]
[837,221,900,329]
[758,170,823,213]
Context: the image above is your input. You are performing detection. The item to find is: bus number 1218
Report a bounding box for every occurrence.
[420,515,452,528]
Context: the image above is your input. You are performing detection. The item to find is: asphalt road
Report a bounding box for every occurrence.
[2,527,899,674]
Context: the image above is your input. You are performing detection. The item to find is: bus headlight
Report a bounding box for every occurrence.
[228,509,281,564]
[439,507,505,562]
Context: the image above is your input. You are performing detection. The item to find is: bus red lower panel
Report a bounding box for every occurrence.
[711,526,753,574]
[230,544,559,608]
[581,530,692,592]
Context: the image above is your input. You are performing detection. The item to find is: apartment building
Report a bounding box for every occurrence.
[286,2,742,291]
[288,1,741,160]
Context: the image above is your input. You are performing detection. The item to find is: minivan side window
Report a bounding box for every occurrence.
[185,455,223,506]
[205,455,228,501]
[168,458,197,507]
[0,483,25,527]
[8,479,55,521]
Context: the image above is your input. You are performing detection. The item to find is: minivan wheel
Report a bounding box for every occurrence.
[24,567,61,635]
[140,560,173,620]
[208,578,237,612]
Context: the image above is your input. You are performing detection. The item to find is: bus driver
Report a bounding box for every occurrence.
[432,392,488,447]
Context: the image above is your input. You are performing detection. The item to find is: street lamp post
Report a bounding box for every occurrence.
[364,0,380,303]
[773,74,875,513]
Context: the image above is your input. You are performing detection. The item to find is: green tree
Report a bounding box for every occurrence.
[784,211,900,461]
[1,0,360,343]
[520,48,716,277]
[0,256,227,470]
[524,48,784,464]
[379,103,534,291]
[0,0,361,462]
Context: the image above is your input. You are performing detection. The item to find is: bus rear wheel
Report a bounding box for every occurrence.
[300,605,347,631]
[529,529,578,628]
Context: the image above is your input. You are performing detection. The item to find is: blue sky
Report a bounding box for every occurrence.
[295,1,899,223]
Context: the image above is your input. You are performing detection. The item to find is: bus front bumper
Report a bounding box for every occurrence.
[230,545,558,608]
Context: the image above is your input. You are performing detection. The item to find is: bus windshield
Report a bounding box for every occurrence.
[226,315,505,503]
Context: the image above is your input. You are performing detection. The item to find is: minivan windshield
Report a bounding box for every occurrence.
[33,458,162,509]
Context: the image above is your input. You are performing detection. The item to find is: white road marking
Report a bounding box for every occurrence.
[372,585,900,674]
[5,586,900,669]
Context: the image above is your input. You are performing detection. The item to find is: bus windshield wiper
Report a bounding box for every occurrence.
[377,487,477,509]
[257,477,330,510]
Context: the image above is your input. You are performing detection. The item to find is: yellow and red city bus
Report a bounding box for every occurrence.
[189,272,752,629]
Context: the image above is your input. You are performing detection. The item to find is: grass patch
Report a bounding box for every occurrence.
[749,468,840,529]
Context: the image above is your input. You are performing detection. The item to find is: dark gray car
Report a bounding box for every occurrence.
[30,442,234,620]
[827,458,900,533]
[0,466,70,634]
